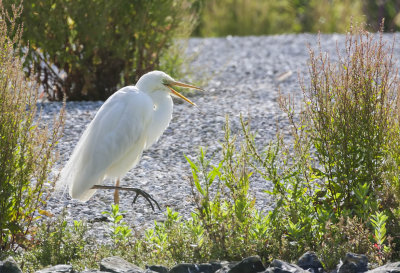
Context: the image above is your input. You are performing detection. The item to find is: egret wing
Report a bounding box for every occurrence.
[58,86,153,201]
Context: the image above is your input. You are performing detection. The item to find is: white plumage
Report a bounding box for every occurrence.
[58,71,201,203]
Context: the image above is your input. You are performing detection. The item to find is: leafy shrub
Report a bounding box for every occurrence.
[0,1,64,252]
[8,0,198,101]
[102,204,133,247]
[132,117,270,265]
[273,24,400,263]
[21,211,89,271]
[300,25,398,219]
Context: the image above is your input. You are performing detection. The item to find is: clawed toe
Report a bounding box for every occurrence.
[131,188,161,211]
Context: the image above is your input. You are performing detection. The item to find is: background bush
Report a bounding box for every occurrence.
[0,1,64,252]
[5,0,199,101]
[193,0,364,36]
[193,0,400,37]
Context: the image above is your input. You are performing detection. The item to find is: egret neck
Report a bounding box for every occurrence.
[143,90,173,149]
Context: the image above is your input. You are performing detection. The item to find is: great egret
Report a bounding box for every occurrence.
[58,70,202,209]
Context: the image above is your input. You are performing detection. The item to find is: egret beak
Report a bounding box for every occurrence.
[166,81,203,106]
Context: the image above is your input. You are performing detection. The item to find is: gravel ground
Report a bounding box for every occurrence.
[38,33,397,240]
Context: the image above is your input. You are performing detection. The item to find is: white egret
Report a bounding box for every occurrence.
[58,70,202,209]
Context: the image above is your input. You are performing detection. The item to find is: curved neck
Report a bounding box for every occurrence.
[145,91,173,149]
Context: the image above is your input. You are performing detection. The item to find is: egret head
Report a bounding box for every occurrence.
[136,70,202,106]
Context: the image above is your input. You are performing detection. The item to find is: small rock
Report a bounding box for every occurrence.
[214,261,237,273]
[145,265,168,273]
[227,256,265,273]
[100,256,143,273]
[297,251,324,273]
[366,262,400,273]
[338,253,368,273]
[0,257,22,273]
[143,270,157,273]
[81,271,109,273]
[35,265,74,273]
[266,259,308,273]
[169,262,222,273]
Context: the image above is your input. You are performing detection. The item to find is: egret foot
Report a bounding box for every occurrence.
[91,185,161,211]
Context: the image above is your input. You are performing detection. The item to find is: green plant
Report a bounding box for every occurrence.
[102,204,132,246]
[185,116,263,260]
[0,1,64,252]
[302,24,398,220]
[7,0,199,101]
[19,211,89,272]
[370,211,392,264]
[318,216,373,269]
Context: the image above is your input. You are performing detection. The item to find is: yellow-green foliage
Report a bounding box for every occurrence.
[0,1,64,252]
[194,0,365,36]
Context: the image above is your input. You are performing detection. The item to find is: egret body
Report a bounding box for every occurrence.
[58,71,201,207]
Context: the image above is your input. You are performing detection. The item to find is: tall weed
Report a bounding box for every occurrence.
[302,25,398,218]
[0,1,64,251]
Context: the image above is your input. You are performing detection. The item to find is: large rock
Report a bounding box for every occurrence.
[0,257,22,273]
[366,262,400,273]
[338,253,368,273]
[297,251,324,273]
[35,265,74,273]
[100,256,143,273]
[265,259,308,273]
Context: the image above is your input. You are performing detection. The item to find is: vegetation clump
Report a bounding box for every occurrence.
[0,1,64,252]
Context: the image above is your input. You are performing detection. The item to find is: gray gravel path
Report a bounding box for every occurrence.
[39,33,394,240]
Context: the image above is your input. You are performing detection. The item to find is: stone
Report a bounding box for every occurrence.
[338,253,368,273]
[0,257,22,273]
[81,271,109,273]
[297,251,324,273]
[35,265,74,273]
[265,259,308,273]
[145,265,168,273]
[100,256,143,273]
[143,270,158,273]
[227,256,265,273]
[366,262,400,273]
[169,262,222,273]
[214,261,237,273]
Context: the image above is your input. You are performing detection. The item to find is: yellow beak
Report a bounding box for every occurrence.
[166,81,203,106]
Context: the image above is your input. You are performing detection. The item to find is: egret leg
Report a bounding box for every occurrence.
[91,184,160,211]
[114,178,120,204]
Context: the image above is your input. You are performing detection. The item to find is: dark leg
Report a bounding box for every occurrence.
[91,184,160,211]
